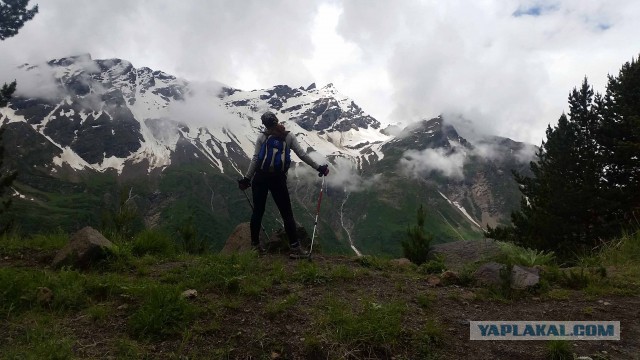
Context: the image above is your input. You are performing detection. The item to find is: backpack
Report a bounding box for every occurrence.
[258,134,291,172]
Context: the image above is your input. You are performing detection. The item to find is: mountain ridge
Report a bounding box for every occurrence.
[1,54,535,255]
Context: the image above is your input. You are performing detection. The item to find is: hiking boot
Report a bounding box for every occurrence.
[251,244,267,255]
[289,245,309,259]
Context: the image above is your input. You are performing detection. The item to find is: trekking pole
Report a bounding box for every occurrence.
[242,189,271,242]
[308,175,326,260]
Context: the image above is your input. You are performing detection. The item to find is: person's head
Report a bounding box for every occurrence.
[261,111,278,128]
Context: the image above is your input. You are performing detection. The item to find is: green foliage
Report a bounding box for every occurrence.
[101,187,145,241]
[415,291,436,309]
[1,314,74,360]
[402,205,434,265]
[0,127,18,234]
[264,294,300,319]
[170,252,264,294]
[415,319,443,358]
[497,241,555,266]
[417,254,447,274]
[354,255,391,270]
[546,339,573,360]
[294,261,330,285]
[496,56,640,260]
[318,296,406,348]
[128,285,194,340]
[176,213,207,254]
[558,268,591,290]
[0,0,39,41]
[132,228,176,257]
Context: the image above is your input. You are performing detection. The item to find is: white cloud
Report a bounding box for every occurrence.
[400,148,467,179]
[2,0,639,146]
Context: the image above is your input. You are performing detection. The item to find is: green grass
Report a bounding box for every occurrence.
[416,291,437,309]
[128,285,194,340]
[265,294,300,319]
[1,313,75,360]
[415,319,443,358]
[131,229,176,257]
[294,261,331,285]
[0,229,68,255]
[317,296,406,348]
[546,339,573,360]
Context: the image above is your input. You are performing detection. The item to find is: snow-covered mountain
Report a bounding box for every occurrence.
[0,55,534,255]
[1,54,387,177]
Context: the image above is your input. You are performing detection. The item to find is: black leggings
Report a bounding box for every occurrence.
[250,172,299,247]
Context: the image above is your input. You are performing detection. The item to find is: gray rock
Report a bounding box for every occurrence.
[430,239,501,271]
[181,289,198,299]
[511,265,540,289]
[52,227,114,269]
[473,262,505,286]
[220,223,310,254]
[220,223,253,254]
[473,262,540,289]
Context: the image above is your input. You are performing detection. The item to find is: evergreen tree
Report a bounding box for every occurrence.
[0,0,38,232]
[401,204,433,265]
[491,79,609,258]
[0,0,39,106]
[0,0,38,40]
[0,127,18,233]
[599,57,640,222]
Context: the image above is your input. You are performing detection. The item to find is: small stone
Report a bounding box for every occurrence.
[603,301,611,306]
[271,352,281,359]
[576,357,593,360]
[117,304,129,310]
[181,289,198,299]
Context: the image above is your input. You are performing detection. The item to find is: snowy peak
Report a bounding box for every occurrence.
[2,55,391,176]
[383,116,470,153]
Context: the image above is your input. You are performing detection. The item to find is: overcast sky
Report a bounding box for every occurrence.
[1,0,638,145]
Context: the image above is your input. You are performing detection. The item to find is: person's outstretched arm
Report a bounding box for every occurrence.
[287,133,329,176]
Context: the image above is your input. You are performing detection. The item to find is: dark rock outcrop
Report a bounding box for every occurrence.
[52,226,114,269]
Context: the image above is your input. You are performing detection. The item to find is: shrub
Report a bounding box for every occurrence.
[497,242,555,267]
[417,254,446,274]
[132,229,176,257]
[547,339,572,360]
[401,205,434,265]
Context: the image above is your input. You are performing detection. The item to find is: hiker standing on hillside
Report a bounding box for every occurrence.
[238,111,329,259]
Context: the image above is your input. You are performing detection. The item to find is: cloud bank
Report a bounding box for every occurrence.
[2,0,639,145]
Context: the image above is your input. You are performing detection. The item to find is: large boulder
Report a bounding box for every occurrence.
[52,227,114,269]
[473,262,504,287]
[429,239,501,271]
[220,223,311,255]
[473,262,540,289]
[266,225,311,252]
[220,223,255,254]
[511,265,540,289]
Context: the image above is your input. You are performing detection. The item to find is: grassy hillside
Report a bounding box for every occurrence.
[1,230,638,359]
